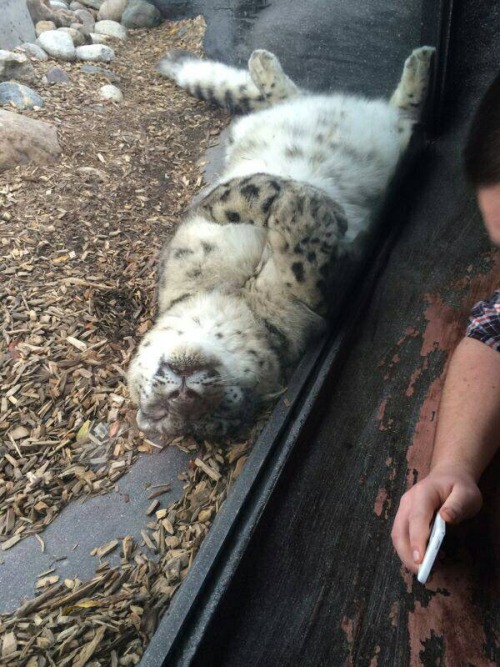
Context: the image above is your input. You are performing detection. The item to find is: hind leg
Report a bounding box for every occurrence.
[248,49,301,104]
[390,46,435,150]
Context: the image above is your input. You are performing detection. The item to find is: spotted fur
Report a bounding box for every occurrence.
[128,47,434,438]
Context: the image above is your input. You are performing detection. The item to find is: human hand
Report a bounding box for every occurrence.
[391,465,483,573]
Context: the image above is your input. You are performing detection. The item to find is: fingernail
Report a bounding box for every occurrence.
[412,549,420,563]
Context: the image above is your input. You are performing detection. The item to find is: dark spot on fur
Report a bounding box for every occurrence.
[143,341,151,348]
[188,269,202,278]
[307,251,317,263]
[193,317,201,325]
[202,242,215,254]
[216,332,223,339]
[269,180,281,192]
[173,247,194,258]
[168,293,191,308]
[259,360,265,367]
[262,195,278,215]
[241,183,260,199]
[294,243,304,255]
[224,89,235,110]
[310,237,320,244]
[194,84,204,100]
[292,262,305,282]
[285,145,304,159]
[219,188,231,202]
[226,210,241,223]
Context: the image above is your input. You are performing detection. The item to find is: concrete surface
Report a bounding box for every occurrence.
[0,446,188,613]
[0,0,36,50]
[153,0,421,96]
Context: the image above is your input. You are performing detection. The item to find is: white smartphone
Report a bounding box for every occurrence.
[417,513,446,584]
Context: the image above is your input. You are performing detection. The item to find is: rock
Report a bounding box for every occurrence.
[74,9,95,33]
[121,0,162,28]
[58,26,87,46]
[0,82,44,110]
[80,63,120,82]
[79,0,104,9]
[94,20,127,40]
[38,30,76,60]
[45,65,71,83]
[0,51,36,84]
[35,20,56,36]
[49,1,70,9]
[76,44,114,62]
[99,83,122,101]
[53,8,77,27]
[26,0,55,25]
[18,43,49,61]
[0,110,60,171]
[97,0,127,22]
[69,1,86,9]
[89,33,112,44]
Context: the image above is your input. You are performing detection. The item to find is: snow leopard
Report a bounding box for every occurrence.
[128,46,434,439]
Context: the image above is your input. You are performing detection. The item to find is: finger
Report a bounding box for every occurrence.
[391,499,419,573]
[440,483,482,524]
[408,495,437,566]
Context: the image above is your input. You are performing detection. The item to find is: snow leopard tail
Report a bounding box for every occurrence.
[156,49,300,114]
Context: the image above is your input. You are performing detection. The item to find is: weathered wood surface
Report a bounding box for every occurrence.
[187,2,500,666]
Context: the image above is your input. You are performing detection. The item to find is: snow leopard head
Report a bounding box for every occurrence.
[127,294,282,439]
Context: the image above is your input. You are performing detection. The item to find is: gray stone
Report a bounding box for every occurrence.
[58,26,87,46]
[76,44,115,62]
[45,65,71,83]
[89,32,112,44]
[94,20,127,40]
[26,0,55,25]
[38,30,76,60]
[0,51,36,84]
[69,1,86,8]
[0,110,60,171]
[49,1,70,9]
[97,0,128,22]
[0,82,44,110]
[80,63,120,82]
[1,0,37,50]
[35,20,57,37]
[99,83,122,101]
[53,8,78,28]
[79,0,104,9]
[18,43,49,61]
[121,0,162,29]
[74,9,95,33]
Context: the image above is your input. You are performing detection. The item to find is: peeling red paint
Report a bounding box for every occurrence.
[341,614,358,667]
[373,487,388,517]
[405,367,422,398]
[406,566,496,667]
[369,644,381,666]
[400,255,500,666]
[389,601,399,627]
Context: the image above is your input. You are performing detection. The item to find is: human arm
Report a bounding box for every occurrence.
[392,336,500,573]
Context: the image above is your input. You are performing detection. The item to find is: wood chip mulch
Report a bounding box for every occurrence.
[0,15,266,665]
